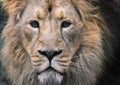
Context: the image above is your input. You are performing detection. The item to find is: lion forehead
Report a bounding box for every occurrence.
[22,0,77,20]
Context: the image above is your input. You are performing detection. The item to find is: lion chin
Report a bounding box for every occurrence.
[37,68,63,85]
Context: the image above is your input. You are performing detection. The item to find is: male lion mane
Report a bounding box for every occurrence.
[1,0,113,85]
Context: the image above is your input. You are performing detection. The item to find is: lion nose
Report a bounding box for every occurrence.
[38,50,62,62]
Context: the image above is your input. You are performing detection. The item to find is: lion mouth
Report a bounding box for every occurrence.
[37,66,64,76]
[37,67,64,84]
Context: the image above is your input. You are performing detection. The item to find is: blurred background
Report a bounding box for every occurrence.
[0,1,8,85]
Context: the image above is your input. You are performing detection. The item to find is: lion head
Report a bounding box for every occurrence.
[1,0,112,85]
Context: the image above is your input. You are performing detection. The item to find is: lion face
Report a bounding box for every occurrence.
[2,0,108,85]
[21,0,81,83]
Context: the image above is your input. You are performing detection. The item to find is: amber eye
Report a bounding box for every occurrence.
[61,20,72,28]
[29,20,39,28]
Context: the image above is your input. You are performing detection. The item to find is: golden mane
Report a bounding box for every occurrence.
[1,0,112,85]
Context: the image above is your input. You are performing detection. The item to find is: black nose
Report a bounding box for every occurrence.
[38,50,62,62]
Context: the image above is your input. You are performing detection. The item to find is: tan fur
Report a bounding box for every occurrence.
[1,0,111,85]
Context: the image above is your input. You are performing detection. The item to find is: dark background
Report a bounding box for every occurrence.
[0,0,120,85]
[97,0,120,85]
[0,1,8,85]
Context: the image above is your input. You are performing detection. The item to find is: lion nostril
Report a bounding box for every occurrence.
[53,50,62,57]
[38,50,62,62]
[38,50,47,57]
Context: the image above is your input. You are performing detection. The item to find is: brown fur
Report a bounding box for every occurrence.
[1,0,112,85]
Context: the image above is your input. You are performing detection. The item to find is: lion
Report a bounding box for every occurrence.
[0,0,112,85]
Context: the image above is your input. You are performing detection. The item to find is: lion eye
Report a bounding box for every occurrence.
[29,20,39,28]
[61,21,72,28]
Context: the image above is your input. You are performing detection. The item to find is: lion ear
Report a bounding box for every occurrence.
[2,0,26,14]
[71,0,98,21]
[2,0,27,23]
